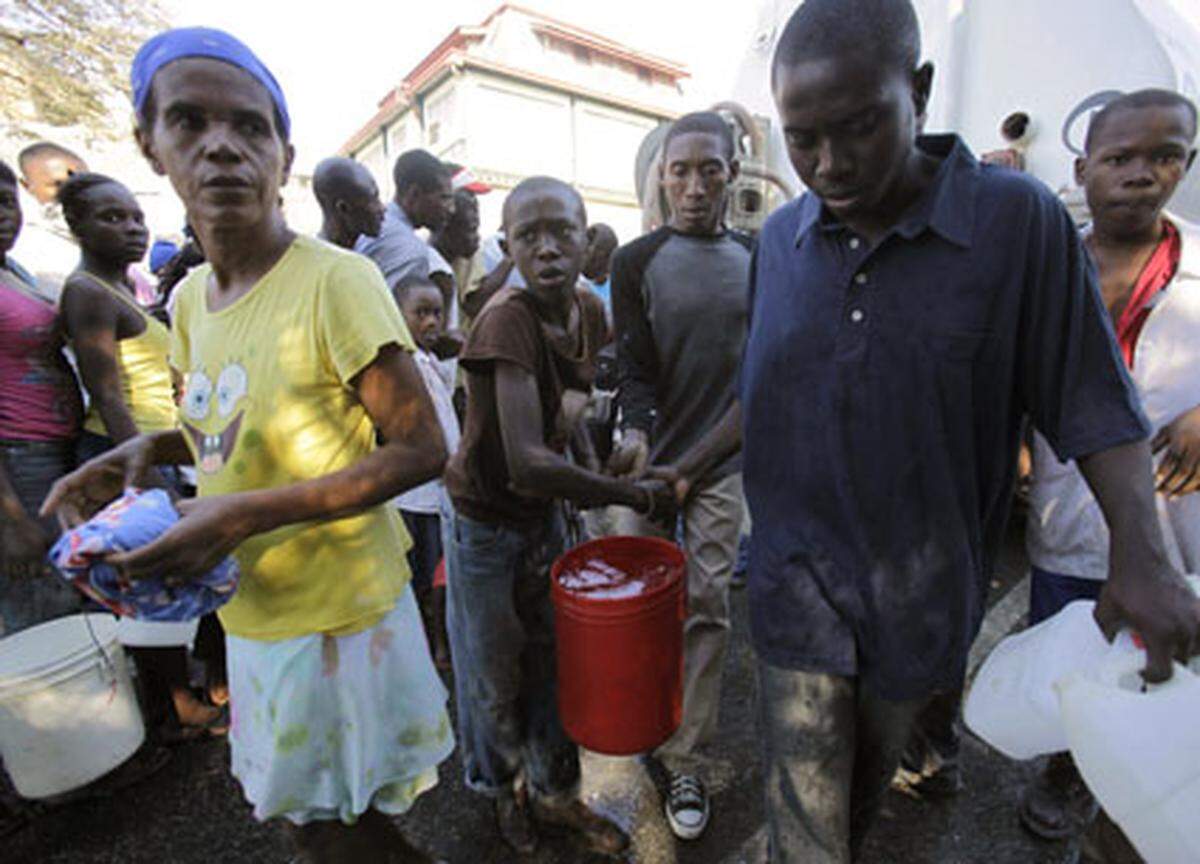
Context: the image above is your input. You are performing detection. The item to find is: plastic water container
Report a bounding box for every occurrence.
[1058,650,1200,863]
[0,614,145,798]
[965,575,1200,761]
[964,600,1112,759]
[551,536,685,755]
[117,618,199,648]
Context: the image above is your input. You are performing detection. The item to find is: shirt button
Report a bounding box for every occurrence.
[848,237,861,250]
[855,272,869,286]
[850,308,865,323]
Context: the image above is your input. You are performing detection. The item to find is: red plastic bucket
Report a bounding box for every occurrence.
[551,536,686,756]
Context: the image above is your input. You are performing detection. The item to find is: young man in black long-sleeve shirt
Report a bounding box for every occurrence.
[608,111,751,841]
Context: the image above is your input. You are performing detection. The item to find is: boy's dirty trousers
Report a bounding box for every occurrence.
[757,662,924,864]
[444,507,580,802]
[616,472,743,774]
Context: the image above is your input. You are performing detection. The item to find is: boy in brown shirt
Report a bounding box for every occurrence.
[444,176,670,856]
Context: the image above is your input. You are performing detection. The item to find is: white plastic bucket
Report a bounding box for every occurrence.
[0,614,145,798]
[117,617,198,648]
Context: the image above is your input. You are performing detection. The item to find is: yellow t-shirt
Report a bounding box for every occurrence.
[78,273,177,435]
[170,236,416,640]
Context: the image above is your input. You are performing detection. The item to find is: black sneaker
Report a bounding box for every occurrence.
[665,772,710,840]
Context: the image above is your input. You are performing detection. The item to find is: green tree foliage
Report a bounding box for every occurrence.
[1,0,165,139]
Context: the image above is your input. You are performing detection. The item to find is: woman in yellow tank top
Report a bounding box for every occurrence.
[57,172,223,743]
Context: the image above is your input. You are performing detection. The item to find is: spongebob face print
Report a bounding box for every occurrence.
[181,361,250,474]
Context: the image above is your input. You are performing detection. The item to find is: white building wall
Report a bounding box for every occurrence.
[469,76,575,180]
[573,100,657,193]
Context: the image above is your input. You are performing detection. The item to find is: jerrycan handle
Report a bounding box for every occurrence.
[1092,639,1196,696]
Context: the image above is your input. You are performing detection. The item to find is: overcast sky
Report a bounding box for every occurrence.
[165,0,761,173]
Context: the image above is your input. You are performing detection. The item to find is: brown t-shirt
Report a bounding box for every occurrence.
[446,286,608,527]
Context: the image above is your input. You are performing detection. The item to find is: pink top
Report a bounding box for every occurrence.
[0,269,83,441]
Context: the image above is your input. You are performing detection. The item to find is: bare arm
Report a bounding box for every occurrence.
[104,345,446,579]
[1078,439,1200,681]
[646,402,741,504]
[495,360,649,512]
[60,278,140,443]
[239,344,445,530]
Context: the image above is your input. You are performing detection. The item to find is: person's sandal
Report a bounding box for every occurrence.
[1019,756,1097,841]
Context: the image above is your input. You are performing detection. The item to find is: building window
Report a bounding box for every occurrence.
[637,67,652,84]
[573,45,591,65]
[428,121,441,146]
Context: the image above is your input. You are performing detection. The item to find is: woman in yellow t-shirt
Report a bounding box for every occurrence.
[44,29,452,863]
[56,171,224,744]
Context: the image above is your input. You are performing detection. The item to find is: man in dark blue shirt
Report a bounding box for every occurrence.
[736,1,1200,861]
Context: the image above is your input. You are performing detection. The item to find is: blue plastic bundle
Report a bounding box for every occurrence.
[48,488,239,621]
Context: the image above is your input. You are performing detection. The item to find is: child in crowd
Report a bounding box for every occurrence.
[43,28,452,863]
[1022,88,1200,861]
[443,176,673,856]
[392,276,459,668]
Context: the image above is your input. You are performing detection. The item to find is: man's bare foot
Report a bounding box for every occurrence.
[531,797,628,857]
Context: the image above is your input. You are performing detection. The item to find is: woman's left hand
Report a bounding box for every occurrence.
[106,494,258,582]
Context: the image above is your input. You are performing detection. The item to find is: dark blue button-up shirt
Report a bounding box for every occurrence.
[741,135,1149,699]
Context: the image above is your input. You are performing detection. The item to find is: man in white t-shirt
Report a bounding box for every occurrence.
[1021,89,1200,861]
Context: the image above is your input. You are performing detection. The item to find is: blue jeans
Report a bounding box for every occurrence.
[757,660,923,863]
[444,508,579,802]
[0,438,83,634]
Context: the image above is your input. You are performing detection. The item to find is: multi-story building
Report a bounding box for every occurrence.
[340,4,688,244]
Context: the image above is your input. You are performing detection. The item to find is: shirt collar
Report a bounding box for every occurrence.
[387,200,414,231]
[793,134,978,249]
[1168,214,1200,281]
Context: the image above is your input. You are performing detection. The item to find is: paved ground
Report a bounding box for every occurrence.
[8,519,1084,863]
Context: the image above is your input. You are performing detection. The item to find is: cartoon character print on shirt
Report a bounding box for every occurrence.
[181,361,250,475]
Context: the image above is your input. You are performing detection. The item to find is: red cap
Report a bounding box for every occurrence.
[452,167,491,194]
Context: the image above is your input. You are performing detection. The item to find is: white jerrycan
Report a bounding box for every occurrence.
[965,576,1200,763]
[1057,642,1200,864]
[964,600,1112,759]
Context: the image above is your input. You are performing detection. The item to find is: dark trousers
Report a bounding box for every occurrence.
[757,661,924,863]
[400,510,443,596]
[0,438,82,635]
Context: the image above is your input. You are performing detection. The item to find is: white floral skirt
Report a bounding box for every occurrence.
[227,586,453,824]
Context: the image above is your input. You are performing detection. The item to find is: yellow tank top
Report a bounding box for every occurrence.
[79,272,177,436]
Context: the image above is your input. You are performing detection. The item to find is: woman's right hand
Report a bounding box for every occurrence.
[40,434,157,528]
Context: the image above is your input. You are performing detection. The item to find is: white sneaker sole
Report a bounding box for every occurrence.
[665,803,709,841]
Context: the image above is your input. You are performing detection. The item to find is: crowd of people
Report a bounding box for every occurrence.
[2,0,1200,862]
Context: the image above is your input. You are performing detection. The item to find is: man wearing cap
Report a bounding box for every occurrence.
[356,149,455,289]
[44,26,452,863]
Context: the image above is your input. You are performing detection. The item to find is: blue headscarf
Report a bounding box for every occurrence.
[130,27,291,140]
[149,239,179,273]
